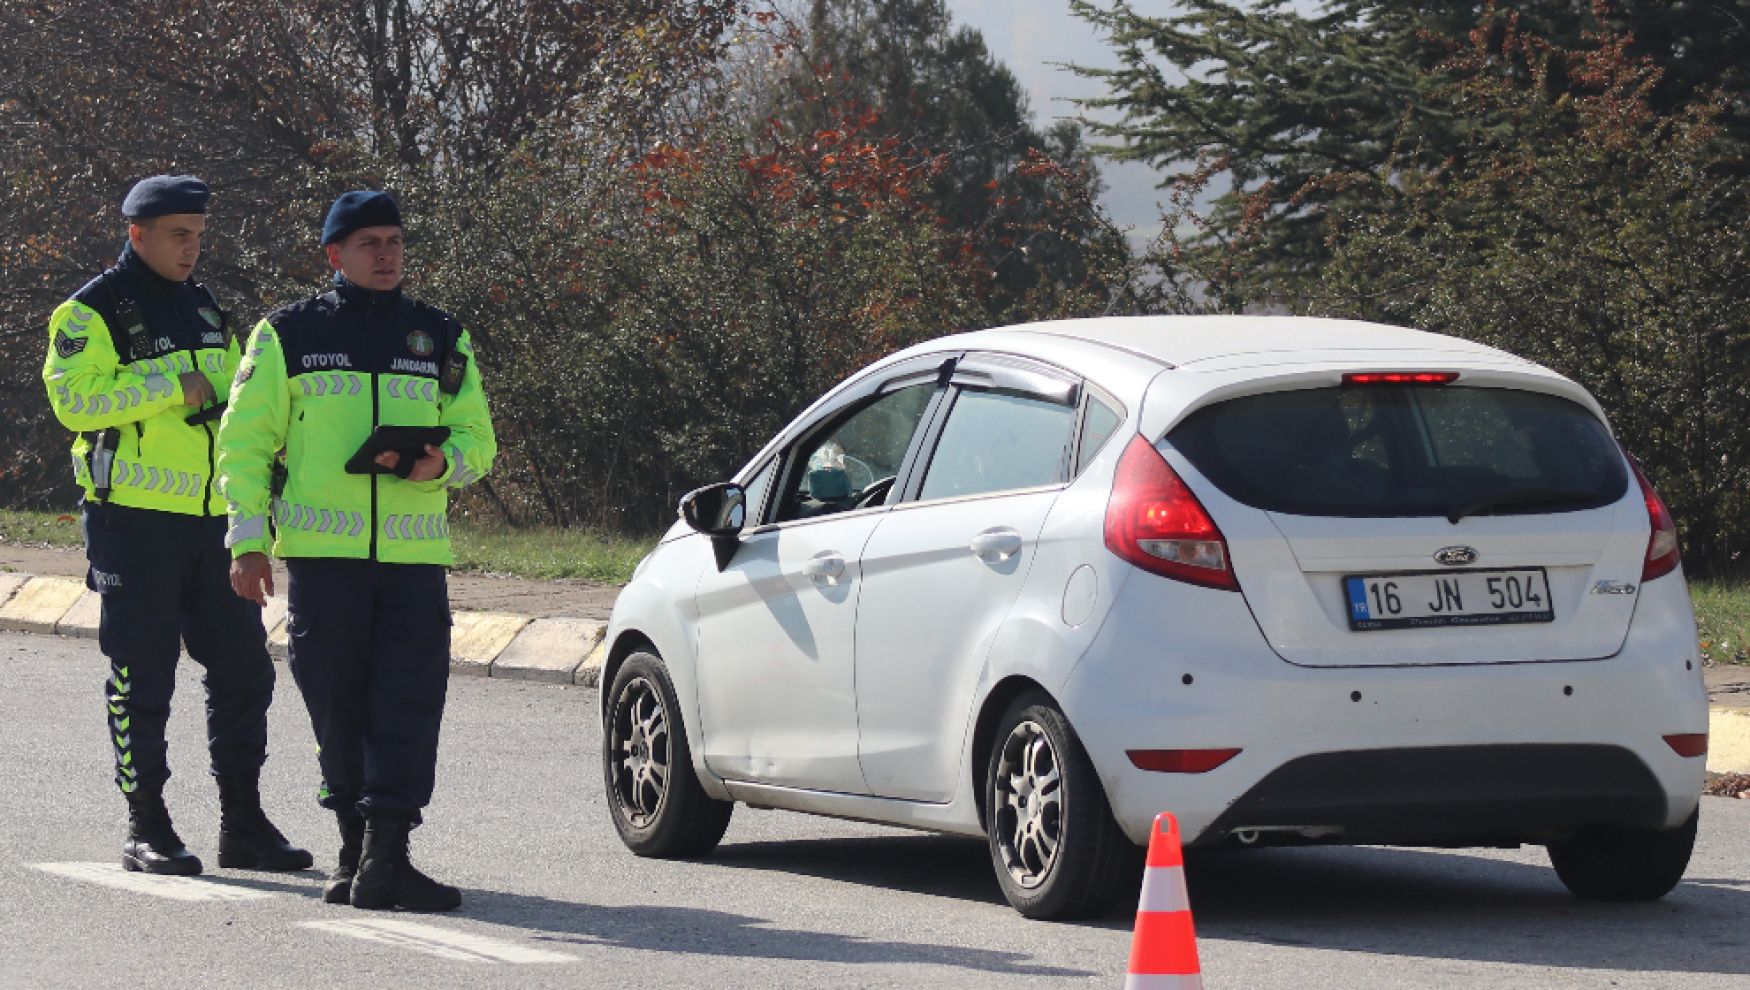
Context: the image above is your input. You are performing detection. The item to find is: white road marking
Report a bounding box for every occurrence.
[32,862,276,902]
[301,918,576,964]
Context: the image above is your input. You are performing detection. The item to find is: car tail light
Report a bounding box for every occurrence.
[1128,748,1243,773]
[1104,434,1238,590]
[1625,452,1681,582]
[1341,372,1459,386]
[1663,733,1707,758]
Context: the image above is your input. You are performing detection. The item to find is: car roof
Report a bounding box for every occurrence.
[938,315,1527,369]
[881,315,1604,437]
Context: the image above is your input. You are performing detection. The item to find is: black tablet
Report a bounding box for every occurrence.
[344,425,452,475]
[184,401,227,426]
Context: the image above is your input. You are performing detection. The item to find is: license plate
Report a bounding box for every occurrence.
[1343,568,1554,631]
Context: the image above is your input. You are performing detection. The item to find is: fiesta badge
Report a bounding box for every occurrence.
[407,330,435,357]
[1433,546,1479,566]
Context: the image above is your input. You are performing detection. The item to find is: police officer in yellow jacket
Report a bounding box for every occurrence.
[41,175,311,876]
[219,190,495,912]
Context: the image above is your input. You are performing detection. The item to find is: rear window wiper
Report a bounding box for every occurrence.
[1446,486,1599,524]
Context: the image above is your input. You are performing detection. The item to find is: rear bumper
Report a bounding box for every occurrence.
[1059,571,1708,847]
[1201,744,1667,845]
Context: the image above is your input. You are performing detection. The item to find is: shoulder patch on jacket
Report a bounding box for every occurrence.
[54,329,87,358]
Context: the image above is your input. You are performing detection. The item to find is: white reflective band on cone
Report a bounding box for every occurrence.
[1125,974,1205,990]
[1137,865,1193,914]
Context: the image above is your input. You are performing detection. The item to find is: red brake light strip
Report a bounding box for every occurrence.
[1341,372,1460,386]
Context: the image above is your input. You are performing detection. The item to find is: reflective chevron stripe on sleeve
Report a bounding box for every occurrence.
[227,514,267,548]
[445,445,477,489]
[127,353,195,376]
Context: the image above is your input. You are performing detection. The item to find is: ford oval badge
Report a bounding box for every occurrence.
[1434,546,1478,566]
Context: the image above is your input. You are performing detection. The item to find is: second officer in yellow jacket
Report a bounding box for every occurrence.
[218,190,495,912]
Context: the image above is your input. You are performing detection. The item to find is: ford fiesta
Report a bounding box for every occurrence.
[597,316,1707,919]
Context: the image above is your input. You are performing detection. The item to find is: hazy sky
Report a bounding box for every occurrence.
[944,0,1172,242]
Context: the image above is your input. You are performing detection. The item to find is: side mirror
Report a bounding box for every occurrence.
[679,482,747,537]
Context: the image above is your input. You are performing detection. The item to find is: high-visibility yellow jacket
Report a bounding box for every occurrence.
[217,277,495,565]
[41,247,239,516]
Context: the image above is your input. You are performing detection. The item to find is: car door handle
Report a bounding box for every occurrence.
[969,528,1023,560]
[802,551,846,584]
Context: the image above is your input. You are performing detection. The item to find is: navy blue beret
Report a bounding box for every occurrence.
[321,190,403,245]
[121,175,210,220]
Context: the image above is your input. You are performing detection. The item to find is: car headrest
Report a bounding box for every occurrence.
[808,467,852,500]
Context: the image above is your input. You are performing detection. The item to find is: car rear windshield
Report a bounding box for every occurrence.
[1166,385,1629,518]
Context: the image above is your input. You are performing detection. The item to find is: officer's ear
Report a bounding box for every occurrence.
[323,243,344,271]
[127,218,153,250]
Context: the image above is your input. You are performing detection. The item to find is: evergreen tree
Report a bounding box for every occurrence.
[1070,0,1749,302]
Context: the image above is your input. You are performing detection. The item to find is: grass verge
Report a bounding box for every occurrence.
[1,508,653,586]
[449,518,655,585]
[1691,578,1750,664]
[0,508,80,548]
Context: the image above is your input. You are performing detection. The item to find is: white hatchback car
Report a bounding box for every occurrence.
[598,316,1707,919]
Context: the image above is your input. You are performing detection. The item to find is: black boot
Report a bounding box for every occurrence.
[323,811,366,905]
[123,787,202,876]
[350,812,461,912]
[215,770,314,872]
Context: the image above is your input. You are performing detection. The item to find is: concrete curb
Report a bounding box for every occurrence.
[0,576,86,635]
[55,590,102,639]
[0,569,604,688]
[491,616,606,684]
[1710,707,1750,775]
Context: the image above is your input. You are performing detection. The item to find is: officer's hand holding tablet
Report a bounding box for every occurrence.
[347,425,450,481]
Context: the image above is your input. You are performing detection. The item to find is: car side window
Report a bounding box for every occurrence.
[1076,396,1123,475]
[774,383,935,523]
[918,388,1077,502]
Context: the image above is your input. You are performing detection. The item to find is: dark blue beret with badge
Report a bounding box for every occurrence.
[321,190,403,245]
[121,175,210,220]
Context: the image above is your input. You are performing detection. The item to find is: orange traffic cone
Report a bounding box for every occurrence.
[1125,812,1203,989]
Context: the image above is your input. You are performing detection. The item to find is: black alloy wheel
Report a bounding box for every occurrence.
[986,691,1136,919]
[603,651,733,857]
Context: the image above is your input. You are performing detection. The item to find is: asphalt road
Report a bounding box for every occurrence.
[2,631,1747,989]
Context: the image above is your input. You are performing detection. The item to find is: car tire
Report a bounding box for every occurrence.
[603,651,733,858]
[985,691,1135,919]
[1546,808,1697,901]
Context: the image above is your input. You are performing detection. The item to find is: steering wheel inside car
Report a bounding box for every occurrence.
[852,475,897,510]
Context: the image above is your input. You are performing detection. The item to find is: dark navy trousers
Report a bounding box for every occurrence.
[284,558,451,818]
[81,502,274,794]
